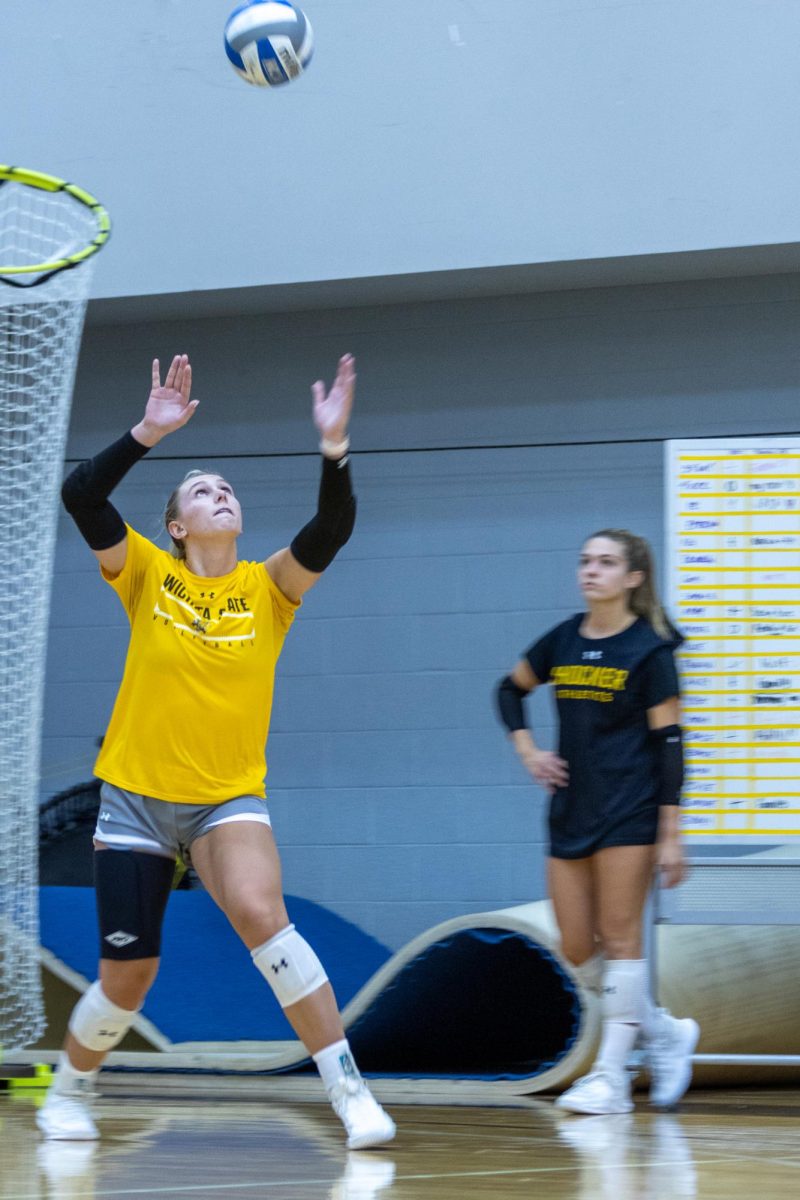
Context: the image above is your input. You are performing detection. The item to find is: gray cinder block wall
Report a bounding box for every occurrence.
[45,275,800,948]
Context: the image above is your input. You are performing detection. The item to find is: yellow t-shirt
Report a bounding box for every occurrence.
[94,526,300,805]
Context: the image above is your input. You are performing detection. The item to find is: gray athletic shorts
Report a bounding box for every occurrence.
[94,782,271,864]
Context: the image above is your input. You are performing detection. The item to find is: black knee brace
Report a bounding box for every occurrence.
[94,850,175,960]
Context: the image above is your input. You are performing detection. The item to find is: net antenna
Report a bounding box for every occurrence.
[0,165,110,1052]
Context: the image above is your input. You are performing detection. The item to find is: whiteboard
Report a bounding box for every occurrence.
[665,436,800,843]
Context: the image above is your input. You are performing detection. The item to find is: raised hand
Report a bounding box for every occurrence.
[133,354,199,447]
[311,354,355,446]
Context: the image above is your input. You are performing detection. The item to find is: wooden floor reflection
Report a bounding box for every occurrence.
[2,1082,800,1199]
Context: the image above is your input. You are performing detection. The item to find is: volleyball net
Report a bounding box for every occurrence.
[0,165,110,1052]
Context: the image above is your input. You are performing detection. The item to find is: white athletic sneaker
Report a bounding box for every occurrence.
[36,1090,99,1141]
[556,1068,634,1115]
[646,1012,700,1108]
[329,1077,397,1150]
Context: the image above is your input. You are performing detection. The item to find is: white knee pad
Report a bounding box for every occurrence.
[252,924,329,1008]
[68,980,138,1052]
[601,959,647,1024]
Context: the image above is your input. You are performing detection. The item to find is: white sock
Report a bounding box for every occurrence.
[640,987,664,1040]
[313,1038,360,1093]
[51,1050,97,1097]
[596,1020,640,1071]
[595,959,647,1073]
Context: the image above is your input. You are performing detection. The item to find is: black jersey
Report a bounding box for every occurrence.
[525,614,681,858]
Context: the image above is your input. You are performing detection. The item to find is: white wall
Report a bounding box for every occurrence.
[5,0,800,301]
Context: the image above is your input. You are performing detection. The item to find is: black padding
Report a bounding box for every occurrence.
[290,454,356,572]
[651,723,684,806]
[495,675,528,732]
[61,430,149,550]
[95,849,175,960]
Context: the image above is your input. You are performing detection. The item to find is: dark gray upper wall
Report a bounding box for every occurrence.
[7,0,800,301]
[68,273,800,460]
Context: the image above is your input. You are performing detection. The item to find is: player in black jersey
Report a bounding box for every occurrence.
[496,529,699,1114]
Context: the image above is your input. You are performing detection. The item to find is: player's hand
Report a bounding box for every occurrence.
[133,355,199,447]
[312,354,355,446]
[522,748,570,793]
[657,836,687,889]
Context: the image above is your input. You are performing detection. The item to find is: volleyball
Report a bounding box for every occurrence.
[224,1,314,88]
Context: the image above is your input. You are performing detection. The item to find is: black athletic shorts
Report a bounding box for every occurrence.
[548,799,659,860]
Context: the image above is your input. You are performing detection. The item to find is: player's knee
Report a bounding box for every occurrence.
[562,940,598,967]
[100,957,159,1010]
[251,924,329,1008]
[68,979,140,1053]
[231,895,289,945]
[599,928,641,960]
[570,951,604,997]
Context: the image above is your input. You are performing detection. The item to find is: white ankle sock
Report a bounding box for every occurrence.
[313,1038,360,1093]
[52,1050,97,1097]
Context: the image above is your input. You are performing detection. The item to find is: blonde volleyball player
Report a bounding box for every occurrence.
[38,353,395,1150]
[495,531,699,1114]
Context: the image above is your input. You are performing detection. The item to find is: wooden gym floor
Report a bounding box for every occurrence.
[2,1078,799,1199]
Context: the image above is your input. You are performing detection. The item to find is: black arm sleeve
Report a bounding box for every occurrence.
[290,454,356,572]
[61,431,150,550]
[652,724,684,806]
[495,675,528,733]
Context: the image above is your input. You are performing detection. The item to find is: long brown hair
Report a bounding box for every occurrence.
[588,528,674,640]
[163,469,210,560]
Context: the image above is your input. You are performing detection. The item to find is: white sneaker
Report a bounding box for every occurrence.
[556,1068,633,1115]
[36,1090,99,1141]
[329,1078,396,1150]
[646,1013,700,1108]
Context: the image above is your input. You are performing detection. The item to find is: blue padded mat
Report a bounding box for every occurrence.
[40,887,391,1043]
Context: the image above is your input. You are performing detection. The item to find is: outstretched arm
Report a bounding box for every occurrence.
[265,354,356,603]
[61,354,199,575]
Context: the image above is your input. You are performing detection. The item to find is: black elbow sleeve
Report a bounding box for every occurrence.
[62,461,127,550]
[62,487,127,552]
[61,431,148,550]
[495,675,528,733]
[290,498,356,572]
[290,455,356,572]
[652,724,684,805]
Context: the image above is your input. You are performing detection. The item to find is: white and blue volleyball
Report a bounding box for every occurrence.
[224,1,313,88]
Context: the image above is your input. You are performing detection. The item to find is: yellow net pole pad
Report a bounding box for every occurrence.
[0,1063,54,1089]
